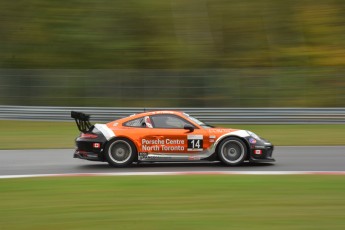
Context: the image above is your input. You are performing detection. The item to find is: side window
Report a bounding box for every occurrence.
[124,117,145,127]
[150,115,194,129]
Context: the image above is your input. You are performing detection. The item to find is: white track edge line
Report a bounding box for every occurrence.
[1,171,345,179]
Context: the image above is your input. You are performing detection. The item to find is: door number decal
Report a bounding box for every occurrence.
[187,135,203,151]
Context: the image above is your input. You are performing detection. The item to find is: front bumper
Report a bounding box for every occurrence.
[247,138,275,163]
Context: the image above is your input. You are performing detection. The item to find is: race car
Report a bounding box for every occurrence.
[71,110,275,167]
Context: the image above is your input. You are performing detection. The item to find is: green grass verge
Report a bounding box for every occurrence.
[0,120,79,149]
[223,124,345,146]
[0,120,345,149]
[0,175,344,230]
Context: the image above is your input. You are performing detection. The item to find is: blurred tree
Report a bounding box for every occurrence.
[0,0,345,106]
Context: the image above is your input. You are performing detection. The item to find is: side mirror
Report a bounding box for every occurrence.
[184,124,194,132]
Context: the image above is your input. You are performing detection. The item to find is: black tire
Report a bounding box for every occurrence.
[217,137,248,166]
[105,138,137,167]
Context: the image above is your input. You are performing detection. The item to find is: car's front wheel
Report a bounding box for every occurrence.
[217,137,247,166]
[105,138,136,167]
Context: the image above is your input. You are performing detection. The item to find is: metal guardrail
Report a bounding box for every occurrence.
[0,105,345,124]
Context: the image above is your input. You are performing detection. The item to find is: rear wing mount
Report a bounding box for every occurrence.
[71,111,93,133]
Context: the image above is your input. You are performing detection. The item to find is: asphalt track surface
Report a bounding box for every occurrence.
[0,146,344,176]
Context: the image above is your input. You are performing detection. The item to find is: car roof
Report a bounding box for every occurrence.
[113,110,186,124]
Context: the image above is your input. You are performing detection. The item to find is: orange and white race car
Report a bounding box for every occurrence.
[71,110,275,167]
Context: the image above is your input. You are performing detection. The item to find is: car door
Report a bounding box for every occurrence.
[140,114,209,154]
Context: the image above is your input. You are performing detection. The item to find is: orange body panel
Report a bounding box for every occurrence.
[105,111,238,154]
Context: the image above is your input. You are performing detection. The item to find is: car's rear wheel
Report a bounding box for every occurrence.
[105,138,136,167]
[217,137,247,166]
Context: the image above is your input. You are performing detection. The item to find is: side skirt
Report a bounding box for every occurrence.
[138,151,215,162]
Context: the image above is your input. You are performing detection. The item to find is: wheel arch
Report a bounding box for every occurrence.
[214,134,251,160]
[104,136,139,161]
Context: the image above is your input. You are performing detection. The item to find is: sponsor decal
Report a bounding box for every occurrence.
[209,135,215,143]
[150,111,174,115]
[139,152,148,157]
[113,122,118,127]
[254,149,262,155]
[93,143,101,148]
[209,129,232,133]
[249,138,257,144]
[188,156,201,160]
[81,133,98,139]
[141,138,185,152]
[187,135,203,151]
[215,130,250,138]
[138,152,149,160]
[140,154,168,160]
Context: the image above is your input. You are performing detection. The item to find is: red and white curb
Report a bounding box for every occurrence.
[1,171,345,179]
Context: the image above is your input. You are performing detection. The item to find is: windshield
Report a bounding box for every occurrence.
[183,113,213,128]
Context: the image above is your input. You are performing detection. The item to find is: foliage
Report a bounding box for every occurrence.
[1,1,345,106]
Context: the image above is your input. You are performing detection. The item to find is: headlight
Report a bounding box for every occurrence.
[247,131,260,140]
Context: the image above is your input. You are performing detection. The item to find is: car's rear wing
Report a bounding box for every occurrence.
[71,111,93,133]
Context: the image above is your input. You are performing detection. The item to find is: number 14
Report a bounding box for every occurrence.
[190,139,201,149]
